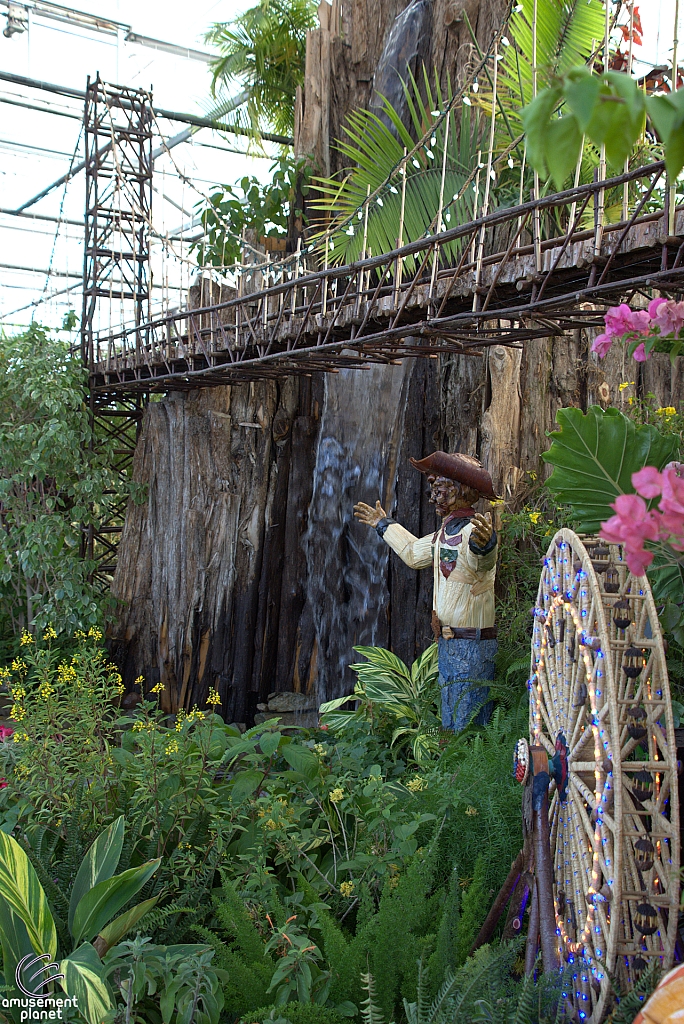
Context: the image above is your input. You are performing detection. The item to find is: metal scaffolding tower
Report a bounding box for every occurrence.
[81,76,152,578]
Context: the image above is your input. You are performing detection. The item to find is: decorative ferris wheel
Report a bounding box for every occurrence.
[526,528,680,1022]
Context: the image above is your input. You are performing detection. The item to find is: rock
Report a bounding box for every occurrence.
[265,691,317,713]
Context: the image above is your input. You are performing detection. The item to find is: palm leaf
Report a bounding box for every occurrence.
[312,70,477,269]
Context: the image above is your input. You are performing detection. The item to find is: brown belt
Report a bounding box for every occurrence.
[441,625,498,640]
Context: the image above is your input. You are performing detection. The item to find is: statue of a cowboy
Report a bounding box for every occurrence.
[354,452,498,732]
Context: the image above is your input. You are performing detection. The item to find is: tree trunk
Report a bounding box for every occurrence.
[110,0,684,718]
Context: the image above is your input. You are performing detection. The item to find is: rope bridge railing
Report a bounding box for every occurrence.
[89,160,684,393]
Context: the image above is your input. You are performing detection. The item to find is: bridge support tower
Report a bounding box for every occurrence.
[81,76,153,580]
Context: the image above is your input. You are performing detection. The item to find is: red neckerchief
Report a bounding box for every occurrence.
[433,510,476,579]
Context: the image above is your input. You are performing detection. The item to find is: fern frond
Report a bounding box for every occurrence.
[360,970,385,1024]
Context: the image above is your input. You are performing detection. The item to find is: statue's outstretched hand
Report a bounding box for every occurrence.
[471,511,493,548]
[353,499,387,528]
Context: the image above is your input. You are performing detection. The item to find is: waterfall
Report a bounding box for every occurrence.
[370,0,433,129]
[303,361,412,702]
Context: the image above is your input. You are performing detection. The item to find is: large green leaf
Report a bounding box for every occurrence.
[68,816,125,935]
[0,831,56,959]
[94,897,158,956]
[280,742,320,779]
[60,943,114,1024]
[543,405,678,530]
[71,860,161,946]
[0,904,37,1023]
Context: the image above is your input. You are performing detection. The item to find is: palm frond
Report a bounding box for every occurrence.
[494,0,605,153]
[311,69,478,268]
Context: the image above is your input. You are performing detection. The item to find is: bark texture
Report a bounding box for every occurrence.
[111,0,683,719]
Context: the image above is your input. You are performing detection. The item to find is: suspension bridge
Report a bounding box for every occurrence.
[88,160,684,395]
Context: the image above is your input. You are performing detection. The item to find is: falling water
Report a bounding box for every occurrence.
[370,0,433,129]
[303,361,412,702]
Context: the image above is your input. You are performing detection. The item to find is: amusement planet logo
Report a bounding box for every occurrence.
[0,954,78,1021]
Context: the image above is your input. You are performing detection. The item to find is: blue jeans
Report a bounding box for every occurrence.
[438,636,498,732]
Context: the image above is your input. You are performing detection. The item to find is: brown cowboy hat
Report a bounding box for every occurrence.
[409,451,499,499]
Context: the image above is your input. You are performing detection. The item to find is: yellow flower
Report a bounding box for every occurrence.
[19,630,34,646]
[187,706,205,723]
[132,720,157,733]
[207,688,221,706]
[88,627,103,641]
[628,396,635,405]
[165,738,179,754]
[264,819,278,830]
[13,731,29,743]
[11,659,26,673]
[10,704,26,721]
[57,663,77,683]
[329,787,344,803]
[465,805,479,816]
[340,881,355,897]
[42,626,57,641]
[528,511,541,525]
[175,708,187,732]
[150,681,165,694]
[74,630,86,640]
[38,683,54,700]
[657,406,677,418]
[406,777,426,793]
[135,675,145,686]
[619,381,635,392]
[313,743,326,756]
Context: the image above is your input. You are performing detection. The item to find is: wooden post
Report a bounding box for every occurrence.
[470,848,525,954]
[532,0,541,273]
[394,150,407,312]
[530,744,560,973]
[670,0,680,235]
[429,111,450,310]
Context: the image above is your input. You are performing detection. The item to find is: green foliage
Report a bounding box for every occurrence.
[244,1003,349,1024]
[498,0,605,116]
[650,87,684,180]
[312,71,476,268]
[523,68,684,188]
[194,155,313,268]
[320,644,440,763]
[0,822,162,1024]
[0,325,123,640]
[453,856,487,968]
[205,0,316,137]
[543,405,678,531]
[0,629,124,828]
[102,937,227,1024]
[604,958,662,1023]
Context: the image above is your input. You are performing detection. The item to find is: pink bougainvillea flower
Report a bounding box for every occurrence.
[624,547,655,576]
[0,779,7,790]
[613,493,661,535]
[605,304,641,336]
[650,299,684,338]
[632,466,664,499]
[0,725,13,741]
[648,297,667,319]
[632,343,649,361]
[591,332,614,358]
[600,494,663,576]
[660,468,684,517]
